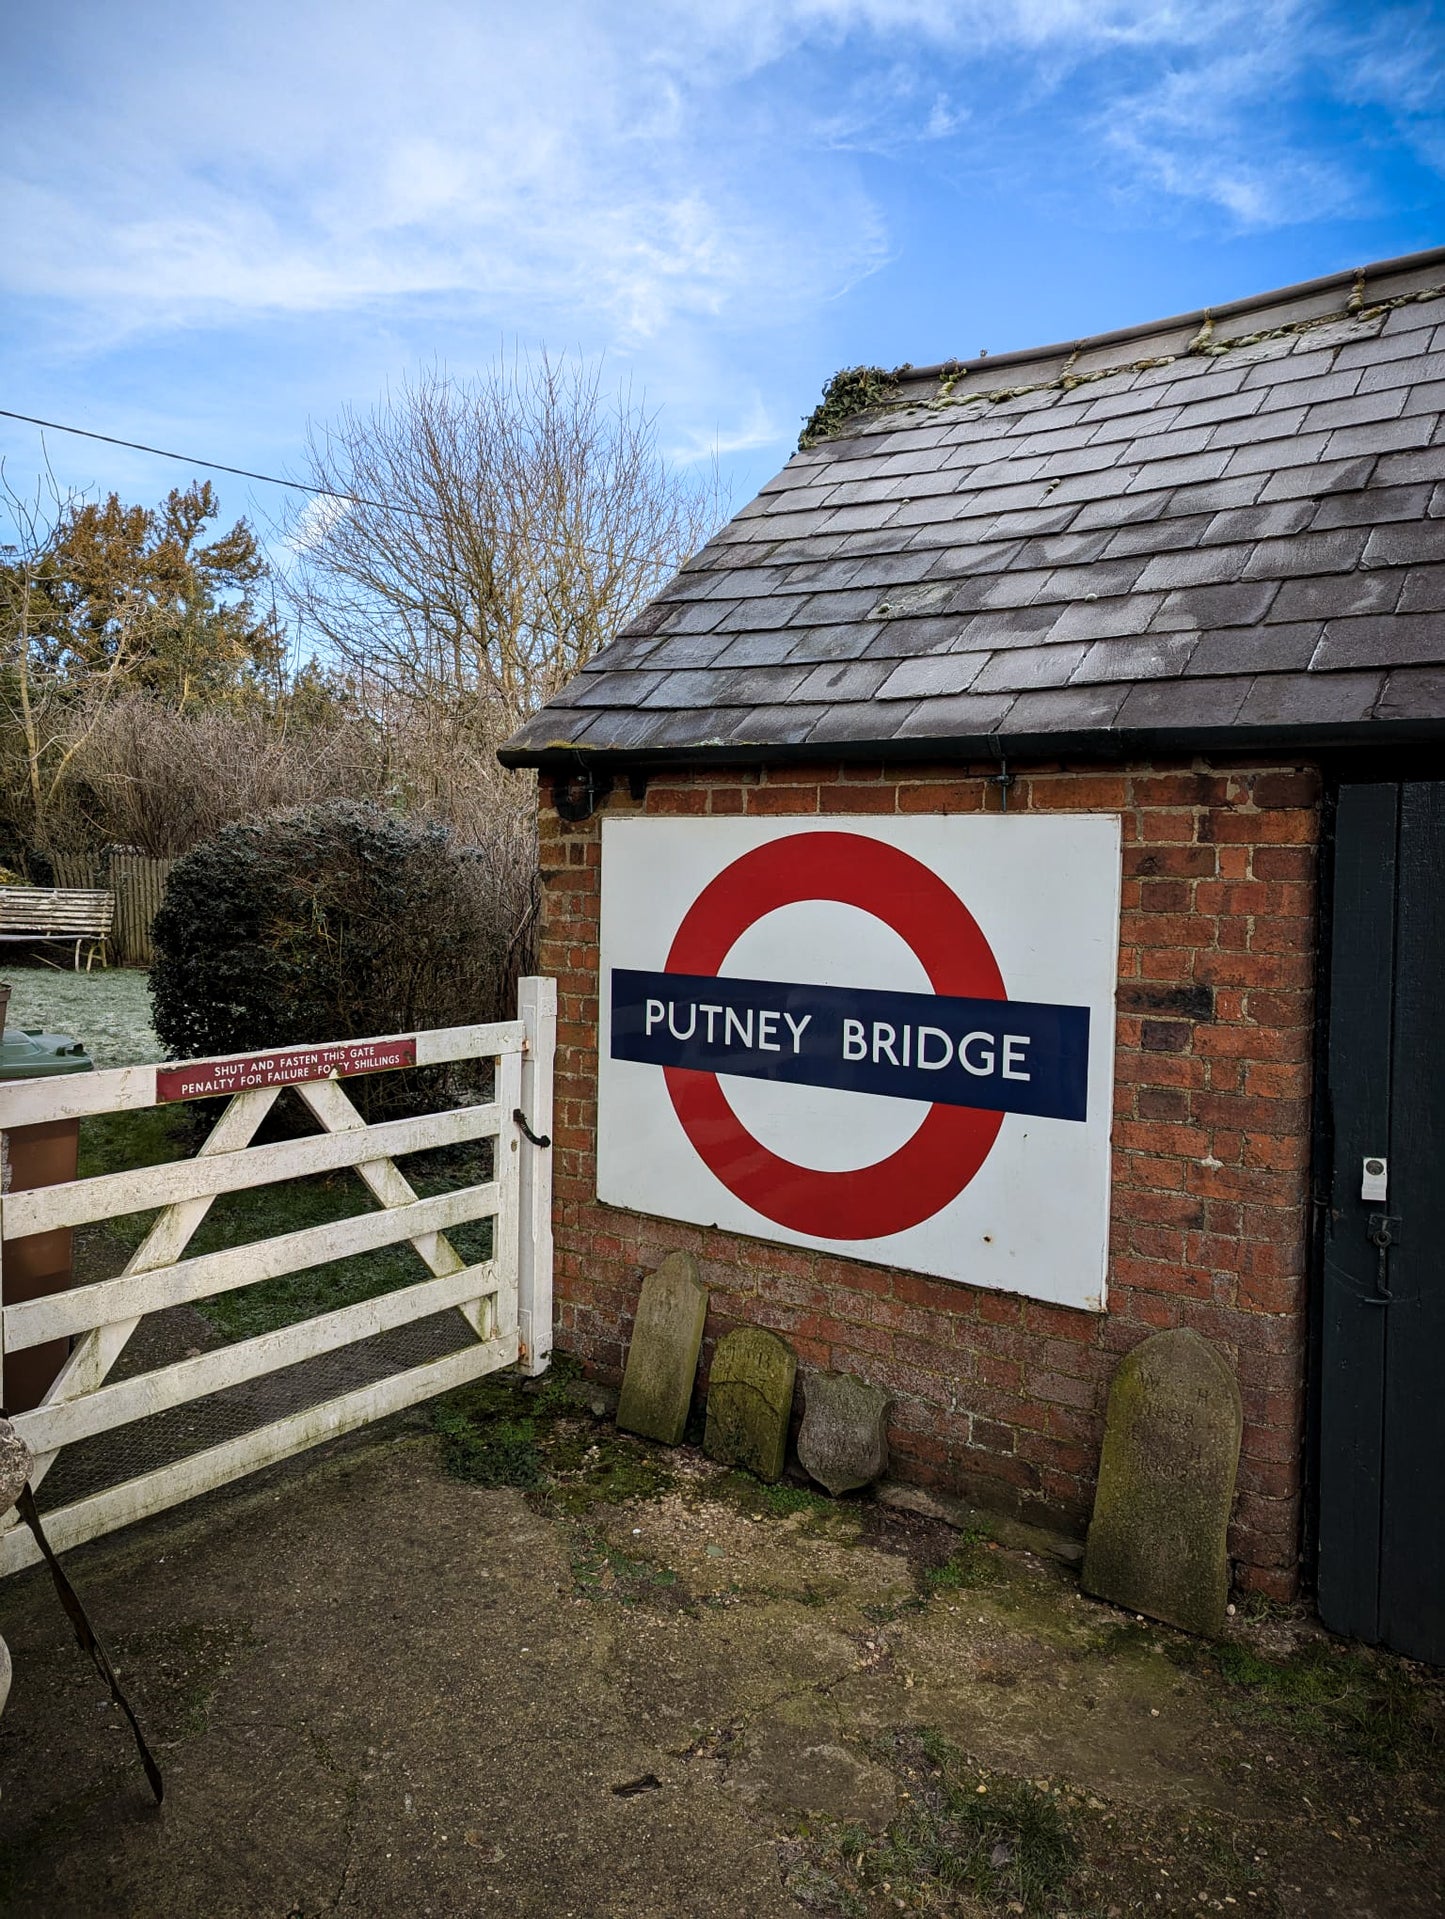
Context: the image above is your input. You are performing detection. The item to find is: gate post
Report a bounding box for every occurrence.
[516,976,556,1376]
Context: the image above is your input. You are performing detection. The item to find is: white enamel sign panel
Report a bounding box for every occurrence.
[597,816,1121,1311]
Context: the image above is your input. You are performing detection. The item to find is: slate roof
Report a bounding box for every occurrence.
[501,248,1445,767]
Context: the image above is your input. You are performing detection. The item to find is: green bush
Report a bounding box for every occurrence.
[150,800,518,1080]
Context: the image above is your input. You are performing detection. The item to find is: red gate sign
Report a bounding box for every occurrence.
[155,1038,417,1103]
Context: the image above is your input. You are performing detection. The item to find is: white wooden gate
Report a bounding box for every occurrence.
[0,977,555,1577]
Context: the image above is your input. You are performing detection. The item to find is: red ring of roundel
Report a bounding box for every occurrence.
[661,830,1007,1241]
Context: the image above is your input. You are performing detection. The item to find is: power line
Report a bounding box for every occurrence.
[0,405,442,524]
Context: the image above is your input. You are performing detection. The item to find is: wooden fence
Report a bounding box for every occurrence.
[0,977,556,1575]
[108,854,174,966]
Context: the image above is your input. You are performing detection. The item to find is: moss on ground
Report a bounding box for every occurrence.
[788,1729,1076,1916]
[431,1357,676,1513]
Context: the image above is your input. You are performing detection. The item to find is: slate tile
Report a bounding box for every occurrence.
[1224,431,1332,477]
[1043,464,1146,507]
[1159,474,1271,518]
[1397,564,1445,614]
[713,594,815,633]
[1242,528,1370,579]
[1271,571,1403,622]
[876,654,987,701]
[893,690,1018,738]
[1401,379,1445,418]
[564,669,665,708]
[1235,670,1385,726]
[843,551,942,589]
[1258,456,1376,502]
[950,606,1064,651]
[971,642,1089,693]
[1374,665,1445,720]
[1305,388,1410,434]
[1373,445,1445,487]
[863,615,979,659]
[793,658,896,703]
[1115,676,1250,730]
[1010,529,1115,569]
[997,682,1129,732]
[1124,450,1235,492]
[784,587,884,626]
[806,701,919,743]
[500,706,591,752]
[586,632,663,672]
[708,633,805,669]
[1102,513,1214,559]
[970,503,1081,540]
[1355,350,1445,395]
[1135,544,1255,591]
[1362,520,1445,567]
[1086,404,1184,447]
[1068,490,1168,534]
[1047,594,1165,642]
[1185,623,1323,676]
[1196,500,1314,545]
[783,624,884,663]
[643,664,812,709]
[642,631,740,670]
[1169,389,1266,432]
[1150,581,1282,631]
[656,598,740,635]
[1333,330,1425,371]
[1205,405,1308,445]
[777,557,867,592]
[1037,440,1139,479]
[1311,613,1444,671]
[819,501,909,536]
[1242,345,1340,391]
[953,568,1058,613]
[921,538,1028,577]
[1326,415,1438,461]
[1382,300,1444,336]
[1034,556,1150,602]
[1072,635,1197,683]
[872,580,958,619]
[725,703,836,747]
[1253,368,1360,411]
[1310,484,1431,530]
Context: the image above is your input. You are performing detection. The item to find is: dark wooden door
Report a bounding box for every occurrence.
[1317,780,1445,1663]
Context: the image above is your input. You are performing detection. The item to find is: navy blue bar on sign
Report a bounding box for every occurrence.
[610,969,1090,1122]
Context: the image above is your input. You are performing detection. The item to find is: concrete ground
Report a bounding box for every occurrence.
[0,1382,1440,1919]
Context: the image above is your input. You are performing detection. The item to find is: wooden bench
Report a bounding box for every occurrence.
[0,889,114,971]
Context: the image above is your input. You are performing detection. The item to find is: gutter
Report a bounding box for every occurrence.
[498,716,1445,775]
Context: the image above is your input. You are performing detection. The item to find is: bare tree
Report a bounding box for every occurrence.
[280,355,724,724]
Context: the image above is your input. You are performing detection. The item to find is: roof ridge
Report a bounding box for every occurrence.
[893,244,1445,390]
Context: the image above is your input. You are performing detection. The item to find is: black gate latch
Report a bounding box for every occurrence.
[1365,1213,1401,1304]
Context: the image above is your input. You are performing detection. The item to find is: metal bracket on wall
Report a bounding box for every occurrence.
[553,765,614,824]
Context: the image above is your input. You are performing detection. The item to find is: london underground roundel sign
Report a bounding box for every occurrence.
[598,816,1121,1312]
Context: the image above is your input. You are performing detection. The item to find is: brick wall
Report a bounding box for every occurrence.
[537,757,1321,1597]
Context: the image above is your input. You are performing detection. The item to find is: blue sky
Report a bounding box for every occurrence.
[3,0,1443,557]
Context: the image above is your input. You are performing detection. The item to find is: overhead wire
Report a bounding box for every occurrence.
[0,405,443,524]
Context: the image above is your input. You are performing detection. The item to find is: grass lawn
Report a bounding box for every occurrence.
[4,961,491,1343]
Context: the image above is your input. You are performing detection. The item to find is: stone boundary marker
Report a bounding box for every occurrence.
[704,1327,796,1482]
[615,1252,708,1446]
[1083,1326,1243,1637]
[797,1372,890,1495]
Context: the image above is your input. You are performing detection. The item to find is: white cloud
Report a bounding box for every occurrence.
[0,0,1438,395]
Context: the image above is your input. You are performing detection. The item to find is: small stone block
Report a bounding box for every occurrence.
[615,1253,708,1446]
[797,1372,890,1496]
[704,1327,797,1482]
[1082,1328,1243,1638]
